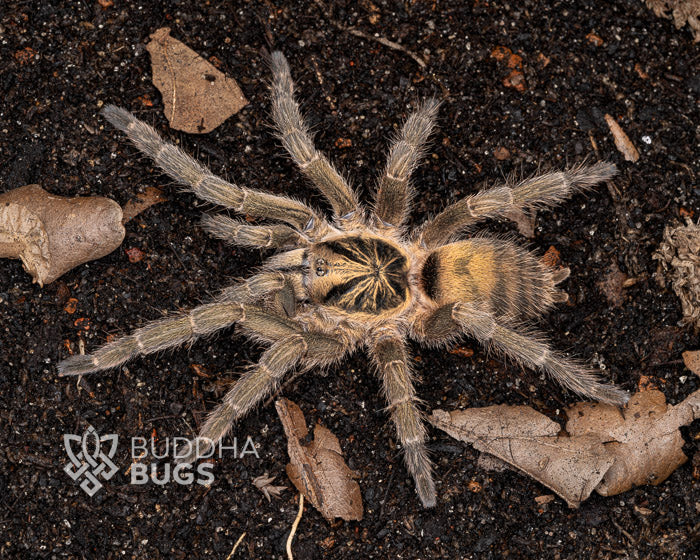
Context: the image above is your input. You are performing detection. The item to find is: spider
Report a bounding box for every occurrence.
[58,51,629,508]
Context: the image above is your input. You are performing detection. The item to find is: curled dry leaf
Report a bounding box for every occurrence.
[0,184,125,286]
[252,472,287,502]
[147,27,248,134]
[429,382,700,507]
[604,114,640,162]
[565,389,698,496]
[275,398,363,521]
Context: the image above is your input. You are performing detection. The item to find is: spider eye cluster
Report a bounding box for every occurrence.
[314,258,328,277]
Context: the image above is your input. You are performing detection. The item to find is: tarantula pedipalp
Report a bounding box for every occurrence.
[58,51,629,508]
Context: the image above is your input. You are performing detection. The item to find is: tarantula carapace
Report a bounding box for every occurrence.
[59,51,628,507]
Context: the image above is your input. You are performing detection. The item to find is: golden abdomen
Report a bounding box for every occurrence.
[420,238,558,319]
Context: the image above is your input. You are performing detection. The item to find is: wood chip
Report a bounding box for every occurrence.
[276,398,363,521]
[146,28,248,134]
[604,114,640,162]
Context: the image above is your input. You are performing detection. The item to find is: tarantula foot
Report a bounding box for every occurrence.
[57,354,99,376]
[590,383,630,406]
[416,474,437,508]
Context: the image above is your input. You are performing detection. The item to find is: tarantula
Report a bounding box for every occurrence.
[59,51,628,507]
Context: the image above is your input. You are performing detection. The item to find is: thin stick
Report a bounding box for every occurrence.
[313,0,427,69]
[286,494,304,560]
[225,532,246,560]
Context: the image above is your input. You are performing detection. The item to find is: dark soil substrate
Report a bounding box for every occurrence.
[1,1,698,558]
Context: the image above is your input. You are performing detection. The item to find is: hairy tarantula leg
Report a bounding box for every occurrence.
[450,302,630,405]
[373,98,440,227]
[269,51,359,219]
[182,330,347,462]
[420,161,618,247]
[101,105,329,237]
[201,214,306,249]
[58,273,289,376]
[371,330,436,508]
[57,301,251,376]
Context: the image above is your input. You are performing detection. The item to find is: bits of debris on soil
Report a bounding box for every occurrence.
[0,184,125,286]
[645,0,700,42]
[490,46,527,92]
[653,218,700,330]
[598,262,629,308]
[121,186,167,224]
[146,27,248,134]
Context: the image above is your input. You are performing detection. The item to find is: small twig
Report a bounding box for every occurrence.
[286,494,304,560]
[313,0,427,69]
[378,469,397,518]
[225,532,246,560]
[610,517,637,545]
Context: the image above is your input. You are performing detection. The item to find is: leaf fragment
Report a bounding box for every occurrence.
[429,382,700,507]
[146,27,248,134]
[275,398,363,521]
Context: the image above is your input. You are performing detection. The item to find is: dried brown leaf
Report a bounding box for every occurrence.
[604,114,640,162]
[276,398,363,521]
[429,407,613,507]
[682,350,700,375]
[430,384,700,507]
[0,184,125,286]
[121,186,167,224]
[146,28,248,134]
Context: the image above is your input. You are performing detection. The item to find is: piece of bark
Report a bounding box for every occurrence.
[429,383,700,507]
[146,27,248,134]
[0,184,125,286]
[604,114,640,162]
[275,398,363,521]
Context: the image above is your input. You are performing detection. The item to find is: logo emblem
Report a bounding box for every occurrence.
[64,426,119,496]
